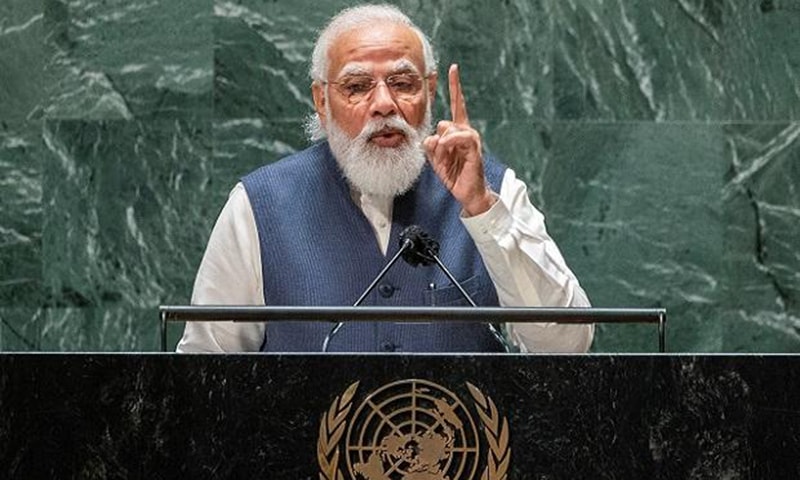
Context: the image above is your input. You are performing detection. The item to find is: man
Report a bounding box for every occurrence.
[177,4,593,353]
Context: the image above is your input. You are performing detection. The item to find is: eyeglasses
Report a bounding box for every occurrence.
[324,73,428,104]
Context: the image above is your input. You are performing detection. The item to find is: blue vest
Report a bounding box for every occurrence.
[241,141,506,352]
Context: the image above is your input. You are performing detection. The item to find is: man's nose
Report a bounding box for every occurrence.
[369,82,398,117]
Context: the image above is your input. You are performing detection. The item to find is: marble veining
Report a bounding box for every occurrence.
[43,0,213,120]
[0,0,44,122]
[0,0,799,351]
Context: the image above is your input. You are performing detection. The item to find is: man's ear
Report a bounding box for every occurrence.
[311,81,327,128]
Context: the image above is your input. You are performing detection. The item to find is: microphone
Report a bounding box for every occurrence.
[398,225,438,267]
[322,225,511,352]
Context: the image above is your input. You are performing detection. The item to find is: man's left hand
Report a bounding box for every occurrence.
[423,64,495,217]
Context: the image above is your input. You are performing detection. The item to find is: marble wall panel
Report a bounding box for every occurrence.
[213,0,319,121]
[39,307,158,351]
[39,119,211,350]
[724,1,800,120]
[545,123,726,352]
[552,0,800,122]
[0,0,44,121]
[0,123,42,308]
[42,0,213,120]
[420,0,552,122]
[552,0,726,121]
[0,309,42,351]
[722,123,800,351]
[213,118,307,184]
[481,121,551,207]
[0,0,798,352]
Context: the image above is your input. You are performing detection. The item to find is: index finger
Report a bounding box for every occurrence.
[448,64,469,125]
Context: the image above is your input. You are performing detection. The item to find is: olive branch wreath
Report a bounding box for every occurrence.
[318,381,510,480]
[318,381,359,480]
[467,382,511,480]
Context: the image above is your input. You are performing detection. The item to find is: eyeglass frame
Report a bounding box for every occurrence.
[321,72,434,104]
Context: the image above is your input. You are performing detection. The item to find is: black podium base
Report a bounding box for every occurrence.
[1,354,798,478]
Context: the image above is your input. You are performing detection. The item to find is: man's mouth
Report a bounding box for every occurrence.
[369,127,406,147]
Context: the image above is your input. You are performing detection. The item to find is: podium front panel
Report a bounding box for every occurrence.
[1,354,798,478]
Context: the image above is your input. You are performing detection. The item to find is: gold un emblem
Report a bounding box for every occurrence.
[318,379,510,480]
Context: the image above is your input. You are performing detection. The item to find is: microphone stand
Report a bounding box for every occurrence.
[427,252,512,353]
[400,225,511,352]
[352,240,412,307]
[321,239,413,352]
[322,224,511,353]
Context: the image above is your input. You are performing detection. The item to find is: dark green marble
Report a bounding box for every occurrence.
[552,1,800,121]
[552,0,726,121]
[722,123,800,351]
[43,0,213,120]
[39,119,211,350]
[422,0,553,122]
[0,123,42,307]
[0,0,43,121]
[545,123,726,352]
[39,307,159,351]
[0,0,798,352]
[481,121,551,207]
[213,118,307,182]
[213,1,319,121]
[725,1,800,120]
[0,309,42,351]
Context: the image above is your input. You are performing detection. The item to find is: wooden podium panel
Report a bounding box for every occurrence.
[1,354,798,478]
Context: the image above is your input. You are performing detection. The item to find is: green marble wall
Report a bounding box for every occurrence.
[1,0,798,352]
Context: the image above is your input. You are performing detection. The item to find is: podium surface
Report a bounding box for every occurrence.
[1,354,798,478]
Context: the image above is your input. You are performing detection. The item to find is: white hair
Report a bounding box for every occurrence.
[305,4,437,142]
[310,4,437,81]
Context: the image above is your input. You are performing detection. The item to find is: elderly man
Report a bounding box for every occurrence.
[177,4,593,353]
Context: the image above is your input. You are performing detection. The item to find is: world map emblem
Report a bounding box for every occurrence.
[318,379,510,480]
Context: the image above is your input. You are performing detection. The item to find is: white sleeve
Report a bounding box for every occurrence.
[176,183,266,352]
[461,168,594,353]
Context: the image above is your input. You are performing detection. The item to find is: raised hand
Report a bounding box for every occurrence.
[423,64,495,216]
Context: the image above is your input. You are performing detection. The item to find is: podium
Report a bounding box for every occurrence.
[1,353,800,478]
[4,307,799,477]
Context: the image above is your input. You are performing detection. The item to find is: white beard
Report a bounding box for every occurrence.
[326,106,432,198]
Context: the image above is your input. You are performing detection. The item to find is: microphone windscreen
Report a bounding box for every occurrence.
[399,225,439,267]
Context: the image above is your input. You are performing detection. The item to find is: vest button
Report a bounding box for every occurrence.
[380,341,396,352]
[378,283,395,298]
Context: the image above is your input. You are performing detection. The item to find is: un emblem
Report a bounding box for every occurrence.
[317,379,510,480]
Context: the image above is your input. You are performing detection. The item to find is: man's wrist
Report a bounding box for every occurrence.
[460,190,510,245]
[462,188,497,217]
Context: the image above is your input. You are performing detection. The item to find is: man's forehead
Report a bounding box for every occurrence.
[338,59,419,77]
[327,22,425,77]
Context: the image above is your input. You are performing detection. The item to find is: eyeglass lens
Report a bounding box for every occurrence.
[334,74,424,103]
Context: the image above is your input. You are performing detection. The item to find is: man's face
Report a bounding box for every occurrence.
[312,22,437,146]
